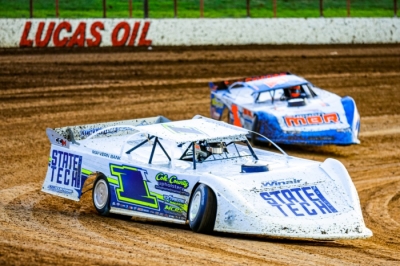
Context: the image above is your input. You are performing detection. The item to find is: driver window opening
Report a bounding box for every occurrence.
[179,140,256,164]
[257,89,285,103]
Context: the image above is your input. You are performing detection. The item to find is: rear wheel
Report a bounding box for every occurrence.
[92,175,111,216]
[188,184,217,234]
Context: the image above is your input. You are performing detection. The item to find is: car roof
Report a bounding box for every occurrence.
[135,116,249,144]
[232,74,309,93]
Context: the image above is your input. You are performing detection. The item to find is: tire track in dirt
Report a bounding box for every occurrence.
[2,188,164,265]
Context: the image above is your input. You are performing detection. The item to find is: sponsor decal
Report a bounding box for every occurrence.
[108,165,187,220]
[284,113,340,127]
[164,205,182,214]
[80,126,134,138]
[47,185,73,195]
[110,164,159,208]
[55,137,67,147]
[262,178,301,187]
[155,172,189,196]
[164,195,186,205]
[92,150,120,160]
[20,20,152,48]
[211,97,224,108]
[260,186,338,217]
[48,149,82,189]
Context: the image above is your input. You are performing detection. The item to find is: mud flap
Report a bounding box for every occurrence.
[41,145,89,201]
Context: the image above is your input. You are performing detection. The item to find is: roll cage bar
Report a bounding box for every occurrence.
[125,135,171,165]
[126,135,258,170]
[84,125,261,170]
[179,139,258,170]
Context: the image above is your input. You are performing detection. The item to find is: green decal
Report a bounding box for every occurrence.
[164,205,181,213]
[81,168,92,175]
[155,172,189,189]
[107,178,119,185]
[110,164,158,209]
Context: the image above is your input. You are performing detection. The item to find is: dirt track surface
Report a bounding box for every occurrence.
[1,44,400,265]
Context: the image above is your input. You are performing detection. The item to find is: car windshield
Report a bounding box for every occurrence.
[255,84,317,104]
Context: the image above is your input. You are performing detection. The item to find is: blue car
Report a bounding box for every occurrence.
[209,73,360,145]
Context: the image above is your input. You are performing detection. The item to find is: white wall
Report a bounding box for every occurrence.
[0,18,399,48]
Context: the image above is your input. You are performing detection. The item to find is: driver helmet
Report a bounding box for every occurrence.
[289,85,301,98]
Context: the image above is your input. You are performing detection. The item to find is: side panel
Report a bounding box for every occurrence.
[107,164,198,222]
[228,103,255,130]
[42,144,200,222]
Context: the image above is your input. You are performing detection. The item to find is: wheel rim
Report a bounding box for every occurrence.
[189,191,201,222]
[94,179,108,209]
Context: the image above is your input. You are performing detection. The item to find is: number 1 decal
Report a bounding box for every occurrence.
[110,164,158,208]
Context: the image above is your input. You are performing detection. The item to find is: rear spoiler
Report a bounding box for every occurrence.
[209,72,291,91]
[46,116,171,148]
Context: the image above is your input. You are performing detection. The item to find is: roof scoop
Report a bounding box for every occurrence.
[241,162,269,173]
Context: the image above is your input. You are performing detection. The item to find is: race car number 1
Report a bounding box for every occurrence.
[110,165,159,209]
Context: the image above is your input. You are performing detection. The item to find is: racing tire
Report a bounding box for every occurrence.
[92,175,111,216]
[188,184,217,234]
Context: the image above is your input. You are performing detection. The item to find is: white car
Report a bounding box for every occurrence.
[42,115,372,239]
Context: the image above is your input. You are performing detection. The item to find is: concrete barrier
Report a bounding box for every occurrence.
[0,18,399,48]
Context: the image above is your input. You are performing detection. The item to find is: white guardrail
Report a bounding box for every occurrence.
[0,18,399,48]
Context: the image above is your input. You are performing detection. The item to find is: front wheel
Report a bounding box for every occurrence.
[188,184,217,234]
[92,175,111,216]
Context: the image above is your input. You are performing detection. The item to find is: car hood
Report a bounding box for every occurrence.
[203,158,371,239]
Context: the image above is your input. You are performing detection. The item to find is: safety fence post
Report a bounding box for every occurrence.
[55,0,59,17]
[273,0,277,18]
[174,0,178,18]
[347,0,351,17]
[144,0,149,18]
[246,0,250,17]
[129,0,132,18]
[319,0,323,17]
[30,0,33,18]
[103,0,107,18]
[200,0,204,18]
[395,0,398,17]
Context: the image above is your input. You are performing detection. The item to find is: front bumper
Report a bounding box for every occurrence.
[215,211,372,240]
